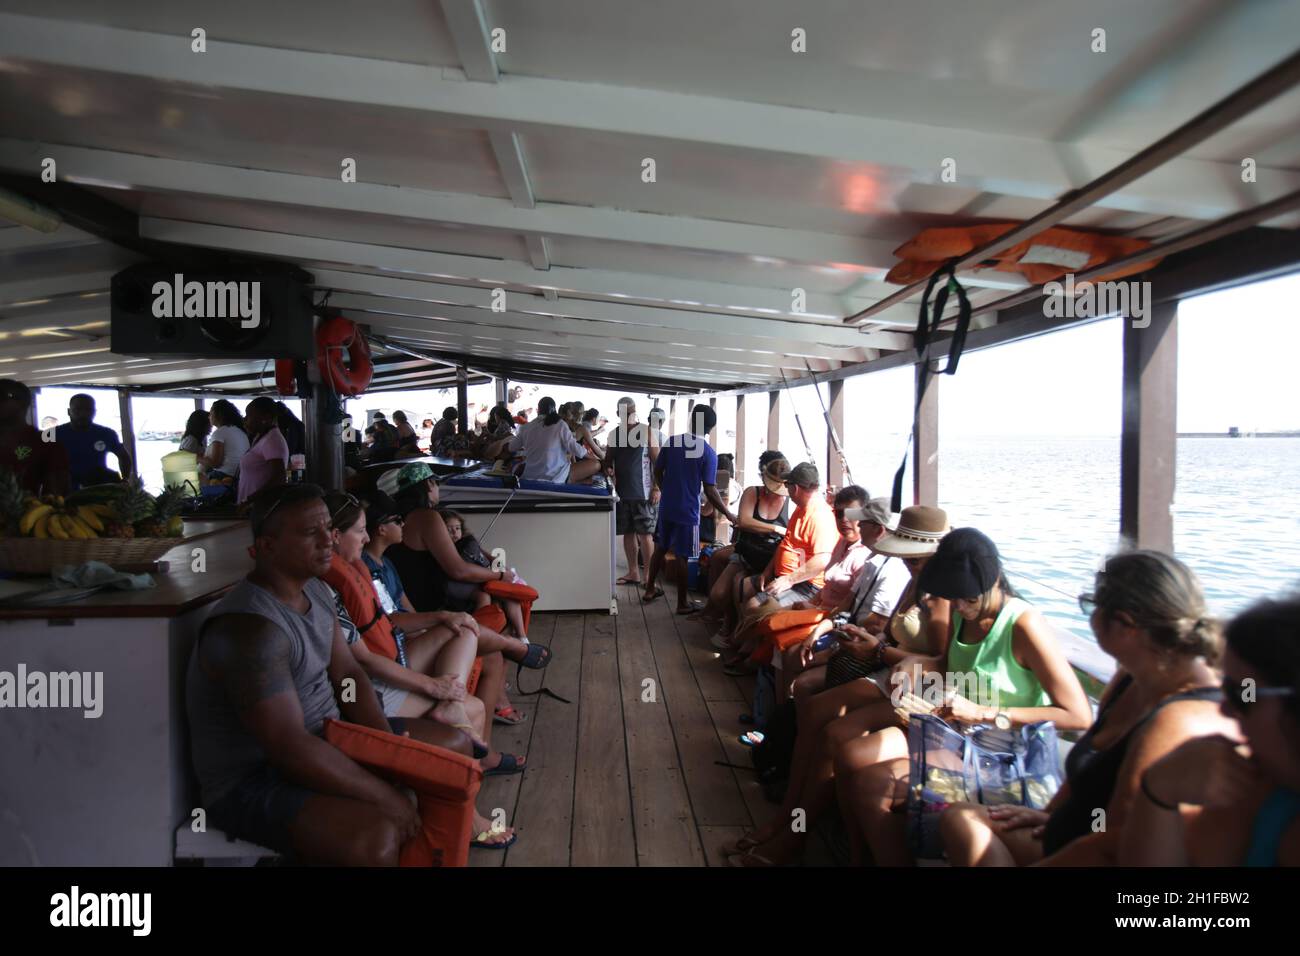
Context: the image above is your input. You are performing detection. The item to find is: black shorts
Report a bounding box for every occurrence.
[207,717,409,853]
[442,580,482,612]
[616,499,657,535]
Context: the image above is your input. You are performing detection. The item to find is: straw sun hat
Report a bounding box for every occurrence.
[870,505,950,557]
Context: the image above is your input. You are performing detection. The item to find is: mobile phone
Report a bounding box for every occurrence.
[813,630,846,653]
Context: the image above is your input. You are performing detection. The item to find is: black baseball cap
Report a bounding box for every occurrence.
[918,527,1002,599]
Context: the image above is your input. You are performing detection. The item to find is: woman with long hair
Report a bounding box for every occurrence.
[200,398,249,481]
[179,409,212,456]
[383,463,553,750]
[941,551,1233,866]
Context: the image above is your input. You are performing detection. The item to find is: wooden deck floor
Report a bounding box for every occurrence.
[471,578,785,867]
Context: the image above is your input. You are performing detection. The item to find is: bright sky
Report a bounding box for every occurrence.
[932,271,1300,437]
[30,272,1299,444]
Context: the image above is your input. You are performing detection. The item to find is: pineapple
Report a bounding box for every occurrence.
[115,478,159,537]
[153,486,186,537]
[0,469,28,535]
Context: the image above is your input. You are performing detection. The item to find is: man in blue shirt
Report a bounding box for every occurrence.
[55,393,132,491]
[643,405,736,613]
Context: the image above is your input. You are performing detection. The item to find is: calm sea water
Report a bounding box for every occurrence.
[928,436,1300,645]
[137,435,1300,645]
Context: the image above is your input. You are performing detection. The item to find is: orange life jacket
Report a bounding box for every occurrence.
[323,552,402,663]
[885,223,1161,286]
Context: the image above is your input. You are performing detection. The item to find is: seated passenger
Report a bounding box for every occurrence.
[722,506,946,863]
[323,491,518,848]
[1126,596,1300,866]
[734,486,873,685]
[735,462,838,615]
[185,483,472,865]
[441,508,530,643]
[382,463,551,739]
[508,396,600,485]
[698,452,790,639]
[941,550,1232,865]
[830,529,1092,867]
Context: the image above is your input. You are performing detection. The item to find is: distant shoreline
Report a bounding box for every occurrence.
[1178,431,1300,438]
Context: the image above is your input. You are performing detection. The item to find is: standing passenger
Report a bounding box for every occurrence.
[643,405,737,614]
[56,393,133,490]
[238,397,289,503]
[606,397,660,586]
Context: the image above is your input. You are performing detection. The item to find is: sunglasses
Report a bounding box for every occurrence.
[1220,676,1297,715]
[380,514,404,527]
[329,493,361,526]
[1078,594,1096,616]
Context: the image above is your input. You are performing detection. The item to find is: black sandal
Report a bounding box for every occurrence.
[519,642,552,669]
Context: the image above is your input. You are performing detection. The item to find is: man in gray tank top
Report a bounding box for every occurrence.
[186,483,473,864]
[605,396,660,585]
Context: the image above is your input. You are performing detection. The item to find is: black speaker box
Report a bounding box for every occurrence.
[111,263,316,360]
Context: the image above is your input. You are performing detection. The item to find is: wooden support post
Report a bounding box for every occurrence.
[194,397,204,412]
[734,394,748,486]
[456,365,469,434]
[494,377,508,406]
[668,397,678,435]
[1121,299,1177,552]
[117,389,137,479]
[708,396,717,446]
[827,380,846,490]
[767,390,780,454]
[303,385,343,491]
[913,365,938,506]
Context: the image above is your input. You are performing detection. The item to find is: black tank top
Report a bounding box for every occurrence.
[1041,675,1221,854]
[733,488,790,551]
[384,542,453,612]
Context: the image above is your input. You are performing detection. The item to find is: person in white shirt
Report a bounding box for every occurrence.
[506,396,601,485]
[200,399,250,481]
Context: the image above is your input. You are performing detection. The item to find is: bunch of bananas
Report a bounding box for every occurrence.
[18,496,115,540]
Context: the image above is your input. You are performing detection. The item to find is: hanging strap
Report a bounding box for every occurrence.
[889,261,973,512]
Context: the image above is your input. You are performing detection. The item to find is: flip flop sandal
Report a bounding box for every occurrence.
[616,575,642,585]
[518,642,552,669]
[470,829,518,850]
[737,731,765,747]
[720,834,762,857]
[641,587,666,603]
[483,752,527,776]
[493,705,527,726]
[728,849,778,867]
[677,601,705,615]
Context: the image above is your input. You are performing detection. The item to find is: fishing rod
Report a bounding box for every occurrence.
[778,369,815,464]
[803,359,856,487]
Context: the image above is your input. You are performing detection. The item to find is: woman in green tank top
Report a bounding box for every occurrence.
[833,528,1092,865]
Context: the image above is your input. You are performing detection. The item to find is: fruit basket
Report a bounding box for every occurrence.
[0,536,178,576]
[0,474,187,576]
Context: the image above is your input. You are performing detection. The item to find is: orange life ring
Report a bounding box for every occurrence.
[316,315,372,397]
[274,359,297,396]
[885,223,1161,286]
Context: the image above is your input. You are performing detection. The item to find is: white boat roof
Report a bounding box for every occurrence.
[1,1,1298,394]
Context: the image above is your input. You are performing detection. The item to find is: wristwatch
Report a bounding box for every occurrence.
[993,709,1012,731]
